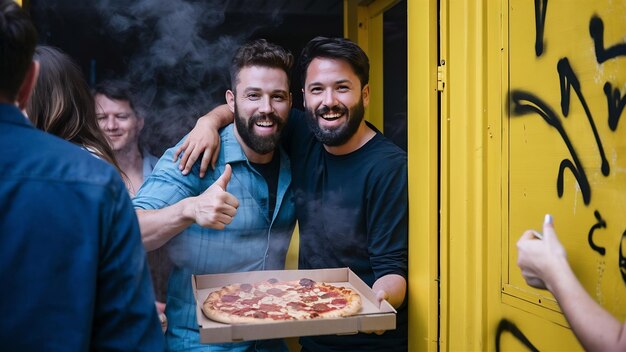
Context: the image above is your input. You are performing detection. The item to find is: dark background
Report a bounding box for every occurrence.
[27,0,343,155]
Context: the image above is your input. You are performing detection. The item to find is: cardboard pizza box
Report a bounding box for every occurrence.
[192,267,397,343]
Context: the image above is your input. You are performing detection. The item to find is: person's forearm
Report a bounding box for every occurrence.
[135,201,194,251]
[549,259,625,351]
[372,274,406,309]
[198,104,233,129]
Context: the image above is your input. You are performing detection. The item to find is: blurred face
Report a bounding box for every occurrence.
[227,66,291,155]
[302,58,369,146]
[95,94,143,153]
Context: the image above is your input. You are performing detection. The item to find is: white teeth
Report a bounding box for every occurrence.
[321,113,341,119]
[256,121,274,127]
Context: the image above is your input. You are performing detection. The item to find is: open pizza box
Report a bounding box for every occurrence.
[192,267,397,343]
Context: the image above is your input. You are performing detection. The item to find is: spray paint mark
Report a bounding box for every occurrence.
[495,319,539,352]
[533,0,548,56]
[619,231,626,284]
[588,210,607,255]
[603,82,626,131]
[510,90,591,205]
[589,15,626,64]
[557,58,609,176]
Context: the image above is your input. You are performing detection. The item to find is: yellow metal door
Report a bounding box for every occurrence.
[441,0,626,351]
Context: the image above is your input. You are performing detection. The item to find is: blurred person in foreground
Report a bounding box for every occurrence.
[517,214,626,352]
[94,80,170,327]
[0,1,163,350]
[175,36,408,352]
[133,39,296,351]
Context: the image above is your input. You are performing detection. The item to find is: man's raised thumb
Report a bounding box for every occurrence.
[214,164,232,191]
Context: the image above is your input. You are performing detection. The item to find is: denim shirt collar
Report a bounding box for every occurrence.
[219,124,292,224]
[0,103,31,127]
[220,124,248,165]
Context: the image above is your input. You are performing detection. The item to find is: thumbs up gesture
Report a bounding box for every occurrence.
[192,164,240,229]
[516,214,568,291]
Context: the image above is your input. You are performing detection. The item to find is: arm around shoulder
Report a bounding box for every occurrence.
[174,104,234,177]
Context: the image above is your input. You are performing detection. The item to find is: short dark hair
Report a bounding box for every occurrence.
[299,36,369,88]
[229,39,293,91]
[0,0,37,101]
[93,79,138,114]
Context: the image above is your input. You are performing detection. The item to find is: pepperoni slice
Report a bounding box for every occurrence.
[267,278,279,284]
[321,291,340,299]
[221,294,239,303]
[312,303,332,312]
[240,283,253,292]
[241,297,262,306]
[267,288,285,297]
[254,290,268,297]
[232,307,254,316]
[331,298,347,306]
[259,303,282,312]
[287,301,308,310]
[302,295,318,303]
[299,278,316,287]
[269,313,295,320]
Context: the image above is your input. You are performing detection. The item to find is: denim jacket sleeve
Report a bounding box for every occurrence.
[92,182,164,351]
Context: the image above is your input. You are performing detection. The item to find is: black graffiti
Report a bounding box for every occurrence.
[588,210,607,255]
[619,231,626,284]
[510,91,591,205]
[604,82,626,131]
[589,15,626,64]
[533,0,548,56]
[557,58,609,176]
[495,319,539,352]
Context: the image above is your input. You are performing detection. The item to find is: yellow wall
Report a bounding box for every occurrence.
[440,0,626,350]
[501,1,626,349]
[407,1,439,351]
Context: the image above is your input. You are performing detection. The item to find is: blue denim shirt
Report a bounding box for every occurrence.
[134,124,296,350]
[142,148,159,180]
[0,104,164,351]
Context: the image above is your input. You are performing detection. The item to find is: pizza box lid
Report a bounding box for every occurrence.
[192,267,397,343]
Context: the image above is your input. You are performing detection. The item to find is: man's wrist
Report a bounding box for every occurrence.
[179,197,197,224]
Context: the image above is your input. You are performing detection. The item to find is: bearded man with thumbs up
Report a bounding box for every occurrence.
[133,39,296,352]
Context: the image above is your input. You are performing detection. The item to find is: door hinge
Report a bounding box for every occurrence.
[437,60,446,92]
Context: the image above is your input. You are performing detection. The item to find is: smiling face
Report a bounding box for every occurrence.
[95,94,143,154]
[227,65,291,159]
[302,57,369,147]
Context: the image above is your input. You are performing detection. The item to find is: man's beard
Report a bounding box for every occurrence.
[305,98,365,147]
[234,105,284,155]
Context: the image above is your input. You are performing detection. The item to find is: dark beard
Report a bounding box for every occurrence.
[305,98,365,146]
[234,105,283,154]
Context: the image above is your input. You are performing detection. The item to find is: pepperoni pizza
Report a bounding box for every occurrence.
[202,278,362,324]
